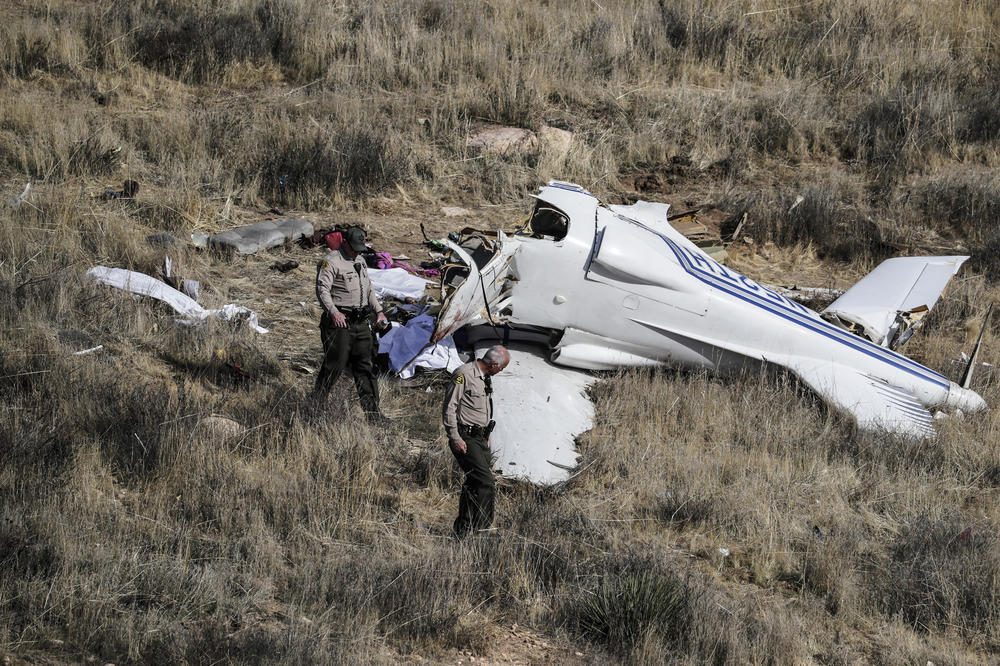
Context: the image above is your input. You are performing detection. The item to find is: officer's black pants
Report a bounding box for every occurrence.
[451,434,494,536]
[314,317,380,415]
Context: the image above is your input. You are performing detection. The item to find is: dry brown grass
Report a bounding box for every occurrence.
[3,0,1000,663]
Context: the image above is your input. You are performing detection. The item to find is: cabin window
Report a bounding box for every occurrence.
[527,200,569,240]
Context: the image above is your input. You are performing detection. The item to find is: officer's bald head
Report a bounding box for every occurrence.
[482,346,510,375]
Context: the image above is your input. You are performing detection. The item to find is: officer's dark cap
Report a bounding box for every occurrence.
[345,227,367,252]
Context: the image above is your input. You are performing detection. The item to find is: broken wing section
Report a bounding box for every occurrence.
[787,358,936,439]
[431,232,519,343]
[480,344,595,485]
[822,256,968,349]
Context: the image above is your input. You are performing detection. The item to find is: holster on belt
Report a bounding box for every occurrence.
[335,305,374,324]
[458,420,496,439]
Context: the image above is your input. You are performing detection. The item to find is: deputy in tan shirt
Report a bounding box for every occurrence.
[313,226,389,424]
[316,243,382,319]
[442,345,510,536]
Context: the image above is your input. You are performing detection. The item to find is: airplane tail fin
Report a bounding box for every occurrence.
[822,256,968,349]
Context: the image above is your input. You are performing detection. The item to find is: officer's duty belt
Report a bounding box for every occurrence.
[335,306,373,323]
[458,421,495,438]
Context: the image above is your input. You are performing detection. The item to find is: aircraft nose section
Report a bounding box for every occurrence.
[946,382,988,413]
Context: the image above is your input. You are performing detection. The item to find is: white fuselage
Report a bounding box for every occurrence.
[507,185,981,415]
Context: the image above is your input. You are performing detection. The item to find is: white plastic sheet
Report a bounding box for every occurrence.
[377,314,461,379]
[369,268,430,301]
[87,266,268,333]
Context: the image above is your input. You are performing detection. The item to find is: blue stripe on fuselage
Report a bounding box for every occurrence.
[653,234,949,389]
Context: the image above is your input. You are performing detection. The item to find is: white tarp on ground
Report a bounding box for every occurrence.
[207,218,314,254]
[476,343,595,485]
[378,314,461,379]
[87,266,268,333]
[369,268,430,301]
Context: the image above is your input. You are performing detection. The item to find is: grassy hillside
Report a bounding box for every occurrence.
[2,1,1000,663]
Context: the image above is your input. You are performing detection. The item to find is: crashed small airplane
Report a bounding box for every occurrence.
[431,182,987,484]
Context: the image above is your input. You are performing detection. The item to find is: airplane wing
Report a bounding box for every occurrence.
[822,256,968,348]
[478,343,595,485]
[786,358,936,439]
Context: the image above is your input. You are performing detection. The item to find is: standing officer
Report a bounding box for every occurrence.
[442,345,510,537]
[314,226,389,424]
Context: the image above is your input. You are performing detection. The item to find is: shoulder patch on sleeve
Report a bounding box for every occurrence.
[454,374,465,385]
[318,260,330,270]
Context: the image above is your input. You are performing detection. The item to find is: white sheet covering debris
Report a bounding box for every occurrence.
[87,266,268,333]
[369,268,430,301]
[378,314,461,379]
[479,344,594,485]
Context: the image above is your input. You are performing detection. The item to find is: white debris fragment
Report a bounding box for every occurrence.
[208,218,314,254]
[73,345,104,356]
[87,266,268,333]
[482,344,594,485]
[369,267,431,301]
[8,182,30,208]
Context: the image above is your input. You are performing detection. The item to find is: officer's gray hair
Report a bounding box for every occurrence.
[483,346,507,365]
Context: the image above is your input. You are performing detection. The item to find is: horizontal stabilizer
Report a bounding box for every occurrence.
[788,359,936,439]
[822,256,968,347]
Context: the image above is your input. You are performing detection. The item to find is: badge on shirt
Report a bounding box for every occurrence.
[454,374,465,385]
[318,260,330,269]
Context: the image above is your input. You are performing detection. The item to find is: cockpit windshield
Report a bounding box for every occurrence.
[525,200,569,240]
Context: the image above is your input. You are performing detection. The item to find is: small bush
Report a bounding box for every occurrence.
[67,133,122,177]
[911,171,1000,238]
[248,122,414,205]
[721,179,891,262]
[571,560,690,655]
[961,88,1000,143]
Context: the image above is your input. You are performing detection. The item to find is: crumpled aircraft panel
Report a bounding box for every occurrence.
[481,344,594,485]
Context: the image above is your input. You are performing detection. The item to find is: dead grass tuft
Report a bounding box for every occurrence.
[571,558,690,655]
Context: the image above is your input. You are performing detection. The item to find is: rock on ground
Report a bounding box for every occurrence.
[467,127,538,157]
[539,125,573,155]
[196,415,245,439]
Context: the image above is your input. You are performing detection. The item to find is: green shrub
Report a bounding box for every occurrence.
[572,561,690,655]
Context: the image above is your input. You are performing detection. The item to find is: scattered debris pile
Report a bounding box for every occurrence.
[378,314,461,379]
[664,206,738,262]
